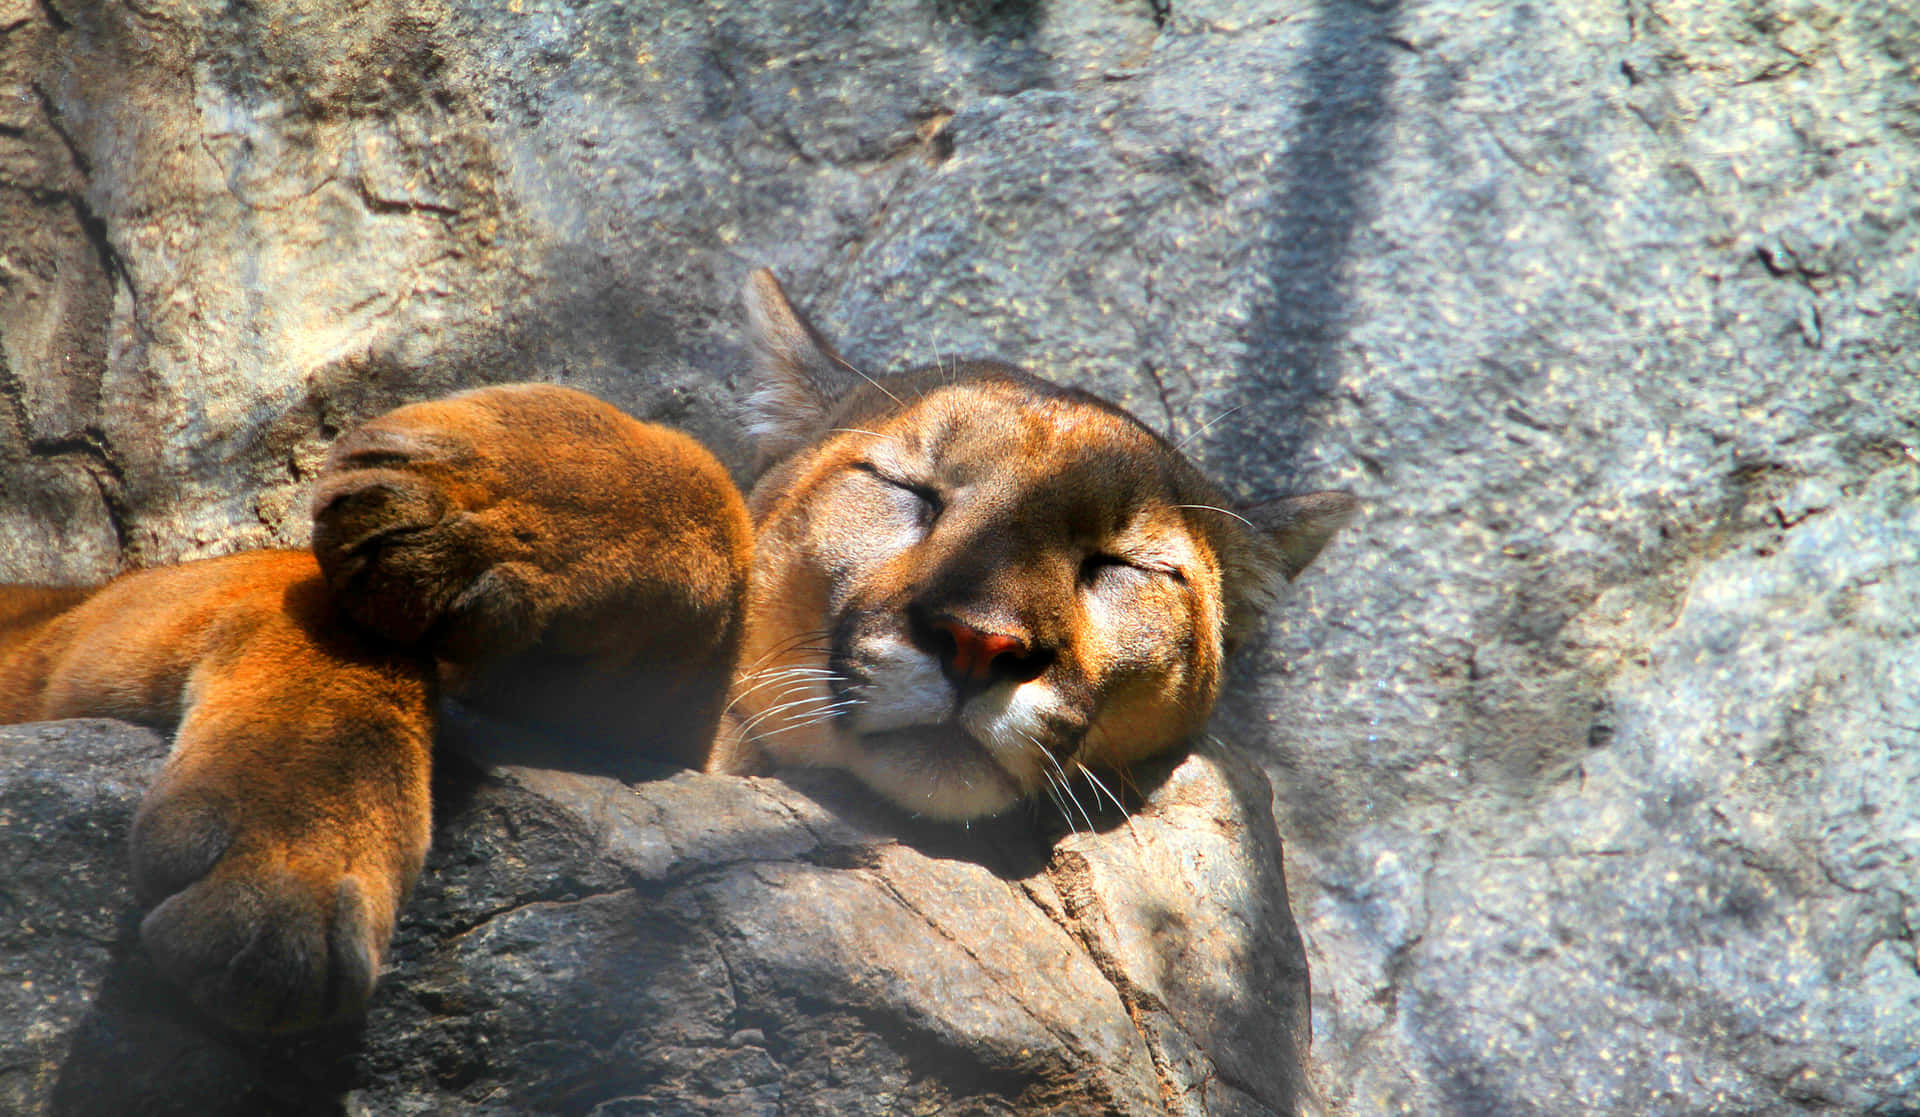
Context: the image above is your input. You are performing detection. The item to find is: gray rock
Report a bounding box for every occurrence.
[0,720,1306,1116]
[0,722,166,1116]
[5,0,1920,1114]
[1209,4,1920,1114]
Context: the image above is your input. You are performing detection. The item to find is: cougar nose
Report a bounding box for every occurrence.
[919,615,1047,689]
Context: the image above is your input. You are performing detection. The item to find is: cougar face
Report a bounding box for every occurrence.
[725,271,1351,820]
[745,366,1248,816]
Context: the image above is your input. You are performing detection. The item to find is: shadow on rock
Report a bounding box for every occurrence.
[49,941,362,1117]
[1240,0,1405,486]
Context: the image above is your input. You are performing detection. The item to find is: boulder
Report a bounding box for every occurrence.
[2,720,1309,1115]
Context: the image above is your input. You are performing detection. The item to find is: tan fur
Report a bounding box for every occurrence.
[717,273,1353,818]
[0,273,1349,1031]
[310,384,753,770]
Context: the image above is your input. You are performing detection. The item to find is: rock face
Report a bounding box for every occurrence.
[2,720,1308,1116]
[4,1,1919,1115]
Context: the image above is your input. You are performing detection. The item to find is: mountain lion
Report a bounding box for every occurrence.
[0,271,1352,1031]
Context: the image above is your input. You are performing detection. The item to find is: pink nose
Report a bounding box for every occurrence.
[932,618,1028,683]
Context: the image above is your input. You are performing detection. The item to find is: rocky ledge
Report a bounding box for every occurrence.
[0,719,1309,1116]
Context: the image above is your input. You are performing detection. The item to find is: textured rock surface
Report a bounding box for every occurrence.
[4,0,1920,1115]
[1,720,1305,1116]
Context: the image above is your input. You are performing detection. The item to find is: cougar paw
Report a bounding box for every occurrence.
[310,435,474,646]
[310,425,543,661]
[128,792,233,903]
[138,865,382,1033]
[131,793,390,1032]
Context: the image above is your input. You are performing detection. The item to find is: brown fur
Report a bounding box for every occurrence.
[0,388,751,1030]
[310,384,753,770]
[0,272,1349,1031]
[0,552,437,1029]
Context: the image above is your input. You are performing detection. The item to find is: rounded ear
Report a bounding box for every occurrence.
[1217,490,1356,651]
[1244,490,1357,580]
[741,269,865,464]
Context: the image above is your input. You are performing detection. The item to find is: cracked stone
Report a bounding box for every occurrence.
[2,721,1307,1115]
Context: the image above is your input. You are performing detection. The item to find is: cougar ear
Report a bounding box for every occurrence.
[742,269,865,464]
[1245,490,1357,580]
[1218,489,1356,650]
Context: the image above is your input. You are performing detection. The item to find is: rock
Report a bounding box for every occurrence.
[1203,5,1920,1113]
[0,722,166,1115]
[1,720,1307,1116]
[5,0,1920,1114]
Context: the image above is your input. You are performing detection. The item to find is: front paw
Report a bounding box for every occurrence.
[310,425,489,648]
[310,406,550,665]
[140,864,382,1033]
[131,791,405,1032]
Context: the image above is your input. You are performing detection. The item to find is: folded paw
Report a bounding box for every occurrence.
[310,421,510,651]
[310,384,751,768]
[310,387,642,664]
[310,385,751,704]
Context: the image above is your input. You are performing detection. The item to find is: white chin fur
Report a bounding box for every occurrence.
[831,634,1072,818]
[960,681,1059,789]
[845,741,1025,820]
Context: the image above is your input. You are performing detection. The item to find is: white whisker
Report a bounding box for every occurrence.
[1038,763,1081,839]
[742,690,847,722]
[1028,732,1096,836]
[734,629,836,676]
[1077,762,1129,817]
[724,672,836,717]
[831,352,902,406]
[1173,405,1241,451]
[721,671,844,721]
[1175,504,1256,529]
[1078,761,1140,840]
[733,667,840,688]
[757,704,860,737]
[736,689,849,735]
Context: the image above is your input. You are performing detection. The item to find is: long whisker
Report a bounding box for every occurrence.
[733,666,841,686]
[739,696,857,739]
[831,352,902,406]
[1030,734,1096,836]
[734,667,841,684]
[725,638,845,714]
[732,676,843,722]
[723,670,841,716]
[723,682,823,718]
[754,702,860,738]
[1038,763,1082,840]
[733,629,836,676]
[828,428,898,443]
[1173,405,1241,451]
[773,704,858,729]
[740,683,844,719]
[1078,761,1140,841]
[1077,762,1129,818]
[738,701,835,737]
[1059,773,1097,837]
[1175,504,1256,529]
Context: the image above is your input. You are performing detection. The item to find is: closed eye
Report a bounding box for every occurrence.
[1079,554,1186,587]
[854,462,943,524]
